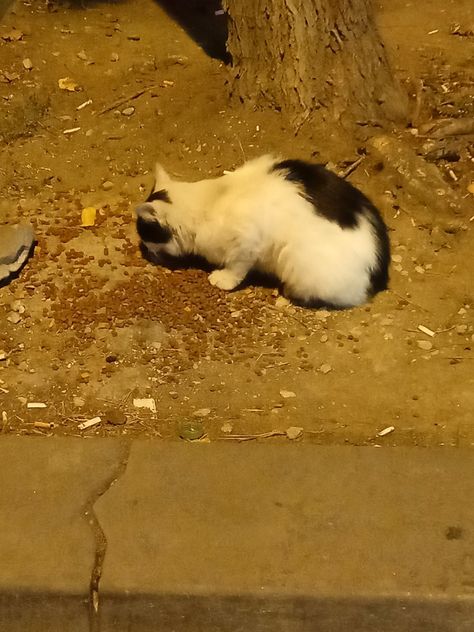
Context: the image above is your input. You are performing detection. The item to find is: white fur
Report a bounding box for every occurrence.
[137,155,382,307]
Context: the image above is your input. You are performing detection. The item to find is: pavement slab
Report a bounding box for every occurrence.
[96,444,474,632]
[0,437,128,632]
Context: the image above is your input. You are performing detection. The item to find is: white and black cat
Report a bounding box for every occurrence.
[136,155,390,308]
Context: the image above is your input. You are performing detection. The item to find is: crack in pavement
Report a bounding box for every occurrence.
[83,441,131,632]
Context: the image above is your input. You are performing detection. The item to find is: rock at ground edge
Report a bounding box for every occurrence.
[0,223,35,283]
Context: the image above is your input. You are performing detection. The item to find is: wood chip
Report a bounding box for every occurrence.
[133,398,156,413]
[77,99,92,110]
[34,421,54,429]
[418,324,435,337]
[27,402,47,409]
[63,127,81,135]
[78,416,101,430]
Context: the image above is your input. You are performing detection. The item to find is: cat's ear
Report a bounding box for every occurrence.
[155,163,171,187]
[135,203,155,221]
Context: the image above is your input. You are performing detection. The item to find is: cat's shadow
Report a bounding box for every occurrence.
[140,243,280,293]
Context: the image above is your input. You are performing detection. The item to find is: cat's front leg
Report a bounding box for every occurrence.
[208,261,252,291]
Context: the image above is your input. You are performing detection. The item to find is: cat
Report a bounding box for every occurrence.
[135,155,390,308]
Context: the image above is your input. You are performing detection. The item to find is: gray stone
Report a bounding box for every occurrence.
[96,445,474,632]
[0,223,35,282]
[0,437,127,632]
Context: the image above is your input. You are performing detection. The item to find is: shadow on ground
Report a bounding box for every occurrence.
[154,0,230,62]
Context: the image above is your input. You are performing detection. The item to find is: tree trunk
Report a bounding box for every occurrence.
[223,0,408,127]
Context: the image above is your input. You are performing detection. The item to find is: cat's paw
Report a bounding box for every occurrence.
[208,269,240,291]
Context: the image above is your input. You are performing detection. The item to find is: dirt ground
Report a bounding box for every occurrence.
[0,0,473,444]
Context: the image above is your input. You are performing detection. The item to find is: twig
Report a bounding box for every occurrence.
[222,430,285,442]
[235,135,246,162]
[293,109,311,135]
[390,289,430,312]
[97,85,158,116]
[412,79,424,128]
[339,156,364,179]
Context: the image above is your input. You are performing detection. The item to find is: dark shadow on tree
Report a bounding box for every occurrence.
[154,0,230,62]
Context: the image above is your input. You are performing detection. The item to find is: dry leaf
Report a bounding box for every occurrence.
[81,207,97,227]
[1,71,20,83]
[1,28,24,41]
[58,77,80,92]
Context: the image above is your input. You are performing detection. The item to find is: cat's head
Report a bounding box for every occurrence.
[135,163,183,260]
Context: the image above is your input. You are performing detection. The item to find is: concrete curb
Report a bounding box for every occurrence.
[1,440,473,631]
[0,438,128,632]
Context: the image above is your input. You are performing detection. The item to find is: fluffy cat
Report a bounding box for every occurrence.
[135,155,390,308]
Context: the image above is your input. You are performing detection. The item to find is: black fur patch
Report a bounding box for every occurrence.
[272,159,367,229]
[273,158,390,294]
[136,216,172,244]
[146,189,171,204]
[367,213,390,294]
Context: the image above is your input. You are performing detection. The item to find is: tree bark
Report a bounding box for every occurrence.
[223,0,408,127]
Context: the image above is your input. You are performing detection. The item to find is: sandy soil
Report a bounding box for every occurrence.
[0,0,473,444]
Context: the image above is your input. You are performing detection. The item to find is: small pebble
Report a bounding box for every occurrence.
[122,106,135,117]
[286,426,303,440]
[102,180,114,191]
[192,408,211,417]
[280,390,296,399]
[104,408,127,425]
[319,363,332,374]
[7,312,21,324]
[417,340,433,351]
